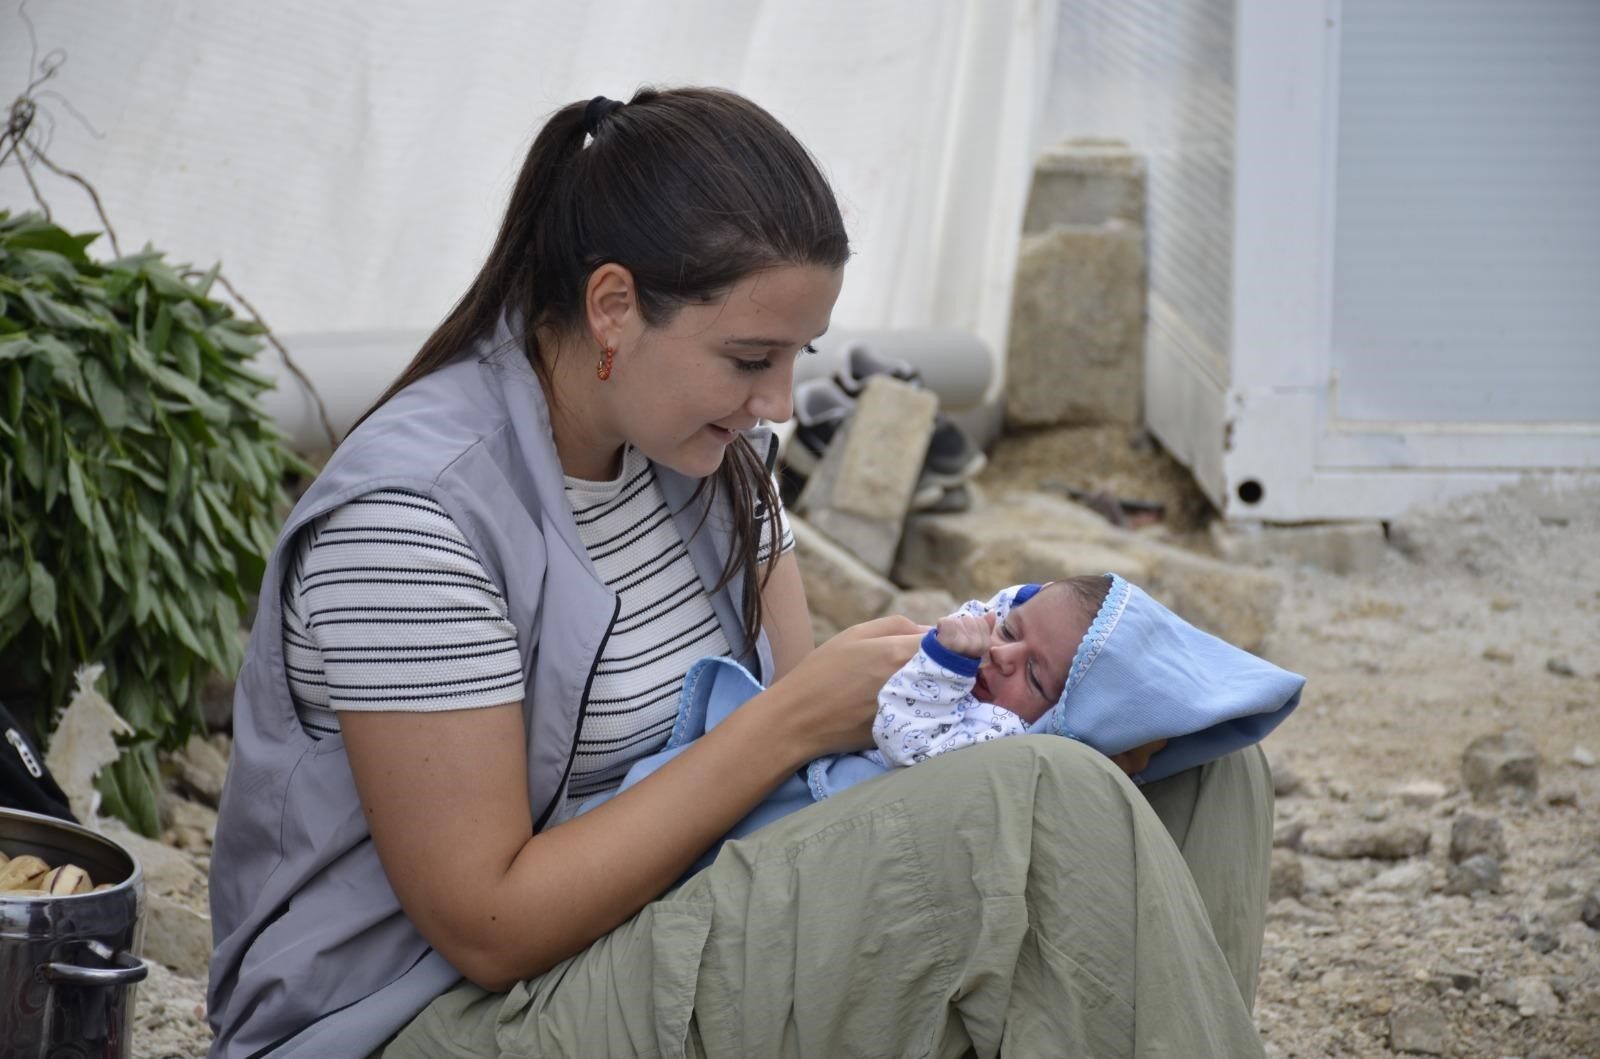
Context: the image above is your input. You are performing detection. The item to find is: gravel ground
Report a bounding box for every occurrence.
[127,429,1599,1058]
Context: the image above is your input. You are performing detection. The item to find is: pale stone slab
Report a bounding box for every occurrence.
[894,491,1281,651]
[797,376,937,575]
[1005,220,1145,429]
[1022,140,1146,233]
[1210,520,1390,576]
[790,516,896,632]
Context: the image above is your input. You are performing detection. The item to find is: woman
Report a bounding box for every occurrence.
[207,87,1272,1058]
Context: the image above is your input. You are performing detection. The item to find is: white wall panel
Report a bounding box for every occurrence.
[1331,0,1600,425]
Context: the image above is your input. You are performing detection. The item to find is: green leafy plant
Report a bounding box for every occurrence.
[0,210,306,834]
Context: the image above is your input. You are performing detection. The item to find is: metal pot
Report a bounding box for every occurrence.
[1,807,147,1058]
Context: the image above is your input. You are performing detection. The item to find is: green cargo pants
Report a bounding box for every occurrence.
[382,737,1272,1058]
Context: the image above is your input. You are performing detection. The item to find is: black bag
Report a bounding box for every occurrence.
[0,700,77,822]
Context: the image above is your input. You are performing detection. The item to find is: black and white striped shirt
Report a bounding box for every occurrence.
[281,444,791,814]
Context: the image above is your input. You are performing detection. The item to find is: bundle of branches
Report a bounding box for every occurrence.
[0,211,307,833]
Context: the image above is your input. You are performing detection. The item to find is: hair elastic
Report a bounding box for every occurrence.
[583,96,625,136]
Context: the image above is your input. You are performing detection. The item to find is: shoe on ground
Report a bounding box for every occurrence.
[786,377,852,478]
[832,342,921,398]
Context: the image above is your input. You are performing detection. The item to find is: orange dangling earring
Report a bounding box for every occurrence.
[596,344,614,382]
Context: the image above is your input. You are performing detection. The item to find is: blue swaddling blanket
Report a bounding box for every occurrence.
[579,573,1303,876]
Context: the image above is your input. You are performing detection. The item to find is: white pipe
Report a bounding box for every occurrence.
[257,327,998,455]
[800,329,995,411]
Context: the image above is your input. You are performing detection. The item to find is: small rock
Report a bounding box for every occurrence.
[1358,801,1391,822]
[1546,881,1575,900]
[1299,856,1380,895]
[1266,899,1336,927]
[1544,785,1578,808]
[1273,816,1306,850]
[1546,657,1577,677]
[1270,848,1304,901]
[1570,745,1597,768]
[1388,1005,1449,1054]
[1527,927,1560,954]
[1444,854,1503,896]
[1394,779,1448,808]
[1462,730,1540,803]
[1482,646,1515,664]
[166,797,219,841]
[1582,887,1600,930]
[1489,595,1517,612]
[1367,861,1432,896]
[1450,814,1507,863]
[174,735,230,808]
[1548,975,1575,1001]
[1502,975,1561,1017]
[1430,967,1480,993]
[1324,778,1353,802]
[1301,821,1430,860]
[143,893,213,977]
[1268,757,1303,797]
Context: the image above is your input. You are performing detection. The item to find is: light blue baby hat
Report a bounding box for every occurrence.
[1028,573,1304,784]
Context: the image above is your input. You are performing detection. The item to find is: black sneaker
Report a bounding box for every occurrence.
[921,417,986,485]
[787,378,852,478]
[832,343,921,397]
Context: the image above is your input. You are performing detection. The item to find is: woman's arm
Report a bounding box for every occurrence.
[759,549,814,680]
[341,615,921,992]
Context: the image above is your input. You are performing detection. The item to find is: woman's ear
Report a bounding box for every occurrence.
[584,263,638,349]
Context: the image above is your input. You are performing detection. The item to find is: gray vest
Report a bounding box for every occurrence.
[206,321,773,1058]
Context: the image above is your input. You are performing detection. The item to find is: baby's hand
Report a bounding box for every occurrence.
[935,612,992,660]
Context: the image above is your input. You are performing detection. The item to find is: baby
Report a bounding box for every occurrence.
[869,573,1297,781]
[580,571,1303,876]
[873,577,1162,769]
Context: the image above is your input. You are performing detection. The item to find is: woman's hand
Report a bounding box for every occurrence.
[757,615,927,760]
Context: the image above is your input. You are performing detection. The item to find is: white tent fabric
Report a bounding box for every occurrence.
[1,1,1058,442]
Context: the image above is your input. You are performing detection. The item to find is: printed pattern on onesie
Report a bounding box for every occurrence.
[872,585,1032,767]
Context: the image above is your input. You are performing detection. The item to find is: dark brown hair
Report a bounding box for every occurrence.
[1043,575,1113,625]
[354,87,849,654]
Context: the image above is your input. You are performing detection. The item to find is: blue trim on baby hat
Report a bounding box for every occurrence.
[919,629,981,676]
[1049,573,1131,738]
[1011,583,1042,607]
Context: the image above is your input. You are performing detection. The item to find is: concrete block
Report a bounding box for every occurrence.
[894,491,1281,651]
[1211,520,1389,575]
[1005,220,1145,429]
[893,491,1125,601]
[791,517,896,632]
[1022,140,1146,233]
[1134,545,1284,654]
[797,376,937,575]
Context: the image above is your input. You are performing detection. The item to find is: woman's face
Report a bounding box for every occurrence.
[609,264,843,478]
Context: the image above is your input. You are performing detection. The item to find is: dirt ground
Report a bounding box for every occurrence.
[128,425,1599,1058]
[981,426,1600,1059]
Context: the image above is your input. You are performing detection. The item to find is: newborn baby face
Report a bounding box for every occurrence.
[972,585,1093,724]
